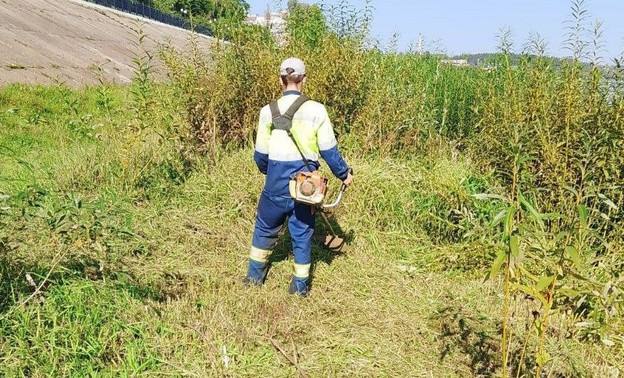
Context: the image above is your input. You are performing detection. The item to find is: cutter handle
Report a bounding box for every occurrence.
[323,168,353,210]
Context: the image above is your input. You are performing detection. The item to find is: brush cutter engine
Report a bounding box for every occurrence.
[289,171,328,206]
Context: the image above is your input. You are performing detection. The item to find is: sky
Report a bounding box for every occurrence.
[245,0,624,62]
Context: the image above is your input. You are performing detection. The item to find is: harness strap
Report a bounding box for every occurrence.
[269,95,310,131]
[268,95,314,172]
[283,95,310,120]
[269,101,281,121]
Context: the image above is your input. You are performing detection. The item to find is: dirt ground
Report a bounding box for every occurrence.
[0,0,214,87]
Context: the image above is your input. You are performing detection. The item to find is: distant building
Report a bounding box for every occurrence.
[246,11,288,43]
[440,59,470,67]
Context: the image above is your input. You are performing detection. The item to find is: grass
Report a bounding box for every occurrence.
[1,2,623,375]
[1,84,622,376]
[6,64,26,70]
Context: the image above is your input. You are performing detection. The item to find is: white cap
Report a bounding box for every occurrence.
[280,57,306,76]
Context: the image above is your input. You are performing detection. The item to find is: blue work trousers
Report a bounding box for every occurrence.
[246,190,315,292]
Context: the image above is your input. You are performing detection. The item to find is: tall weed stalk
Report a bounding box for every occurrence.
[479,1,624,374]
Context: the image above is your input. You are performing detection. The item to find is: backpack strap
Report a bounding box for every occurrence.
[268,95,315,172]
[283,95,309,120]
[269,101,281,120]
[270,95,309,132]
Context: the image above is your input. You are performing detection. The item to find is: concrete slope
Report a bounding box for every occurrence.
[0,0,214,87]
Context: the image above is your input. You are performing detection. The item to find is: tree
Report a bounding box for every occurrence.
[286,0,328,49]
[172,0,249,22]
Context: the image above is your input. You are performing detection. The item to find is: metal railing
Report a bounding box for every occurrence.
[87,0,213,36]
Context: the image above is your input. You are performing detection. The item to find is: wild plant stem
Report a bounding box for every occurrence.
[535,278,557,378]
[516,319,535,378]
[502,259,512,378]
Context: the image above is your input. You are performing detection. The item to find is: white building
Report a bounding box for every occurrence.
[440,59,470,67]
[246,11,288,42]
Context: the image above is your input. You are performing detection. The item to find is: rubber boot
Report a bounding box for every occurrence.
[288,276,309,297]
[243,259,268,286]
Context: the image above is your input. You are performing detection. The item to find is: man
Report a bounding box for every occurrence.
[244,57,353,297]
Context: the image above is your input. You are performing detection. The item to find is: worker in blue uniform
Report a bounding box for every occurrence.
[244,57,353,297]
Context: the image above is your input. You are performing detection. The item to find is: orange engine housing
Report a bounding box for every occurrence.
[289,171,328,206]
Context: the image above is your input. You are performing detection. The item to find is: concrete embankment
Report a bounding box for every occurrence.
[0,0,213,87]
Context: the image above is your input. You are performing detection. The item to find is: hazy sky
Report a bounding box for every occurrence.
[245,0,624,61]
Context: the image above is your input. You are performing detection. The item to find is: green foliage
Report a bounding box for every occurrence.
[162,0,482,157]
[475,48,624,372]
[1,84,512,376]
[0,75,620,377]
[286,0,328,49]
[131,27,154,127]
[1,281,164,375]
[171,0,249,21]
[161,8,624,368]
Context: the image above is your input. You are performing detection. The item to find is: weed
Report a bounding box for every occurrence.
[6,63,25,70]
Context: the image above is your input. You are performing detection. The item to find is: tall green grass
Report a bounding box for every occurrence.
[159,0,624,374]
[161,2,484,157]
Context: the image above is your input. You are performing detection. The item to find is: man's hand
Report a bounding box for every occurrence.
[343,172,353,187]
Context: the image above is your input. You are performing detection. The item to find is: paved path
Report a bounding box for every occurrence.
[0,0,214,87]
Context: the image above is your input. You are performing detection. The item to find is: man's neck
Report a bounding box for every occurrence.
[284,90,302,96]
[283,83,303,95]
